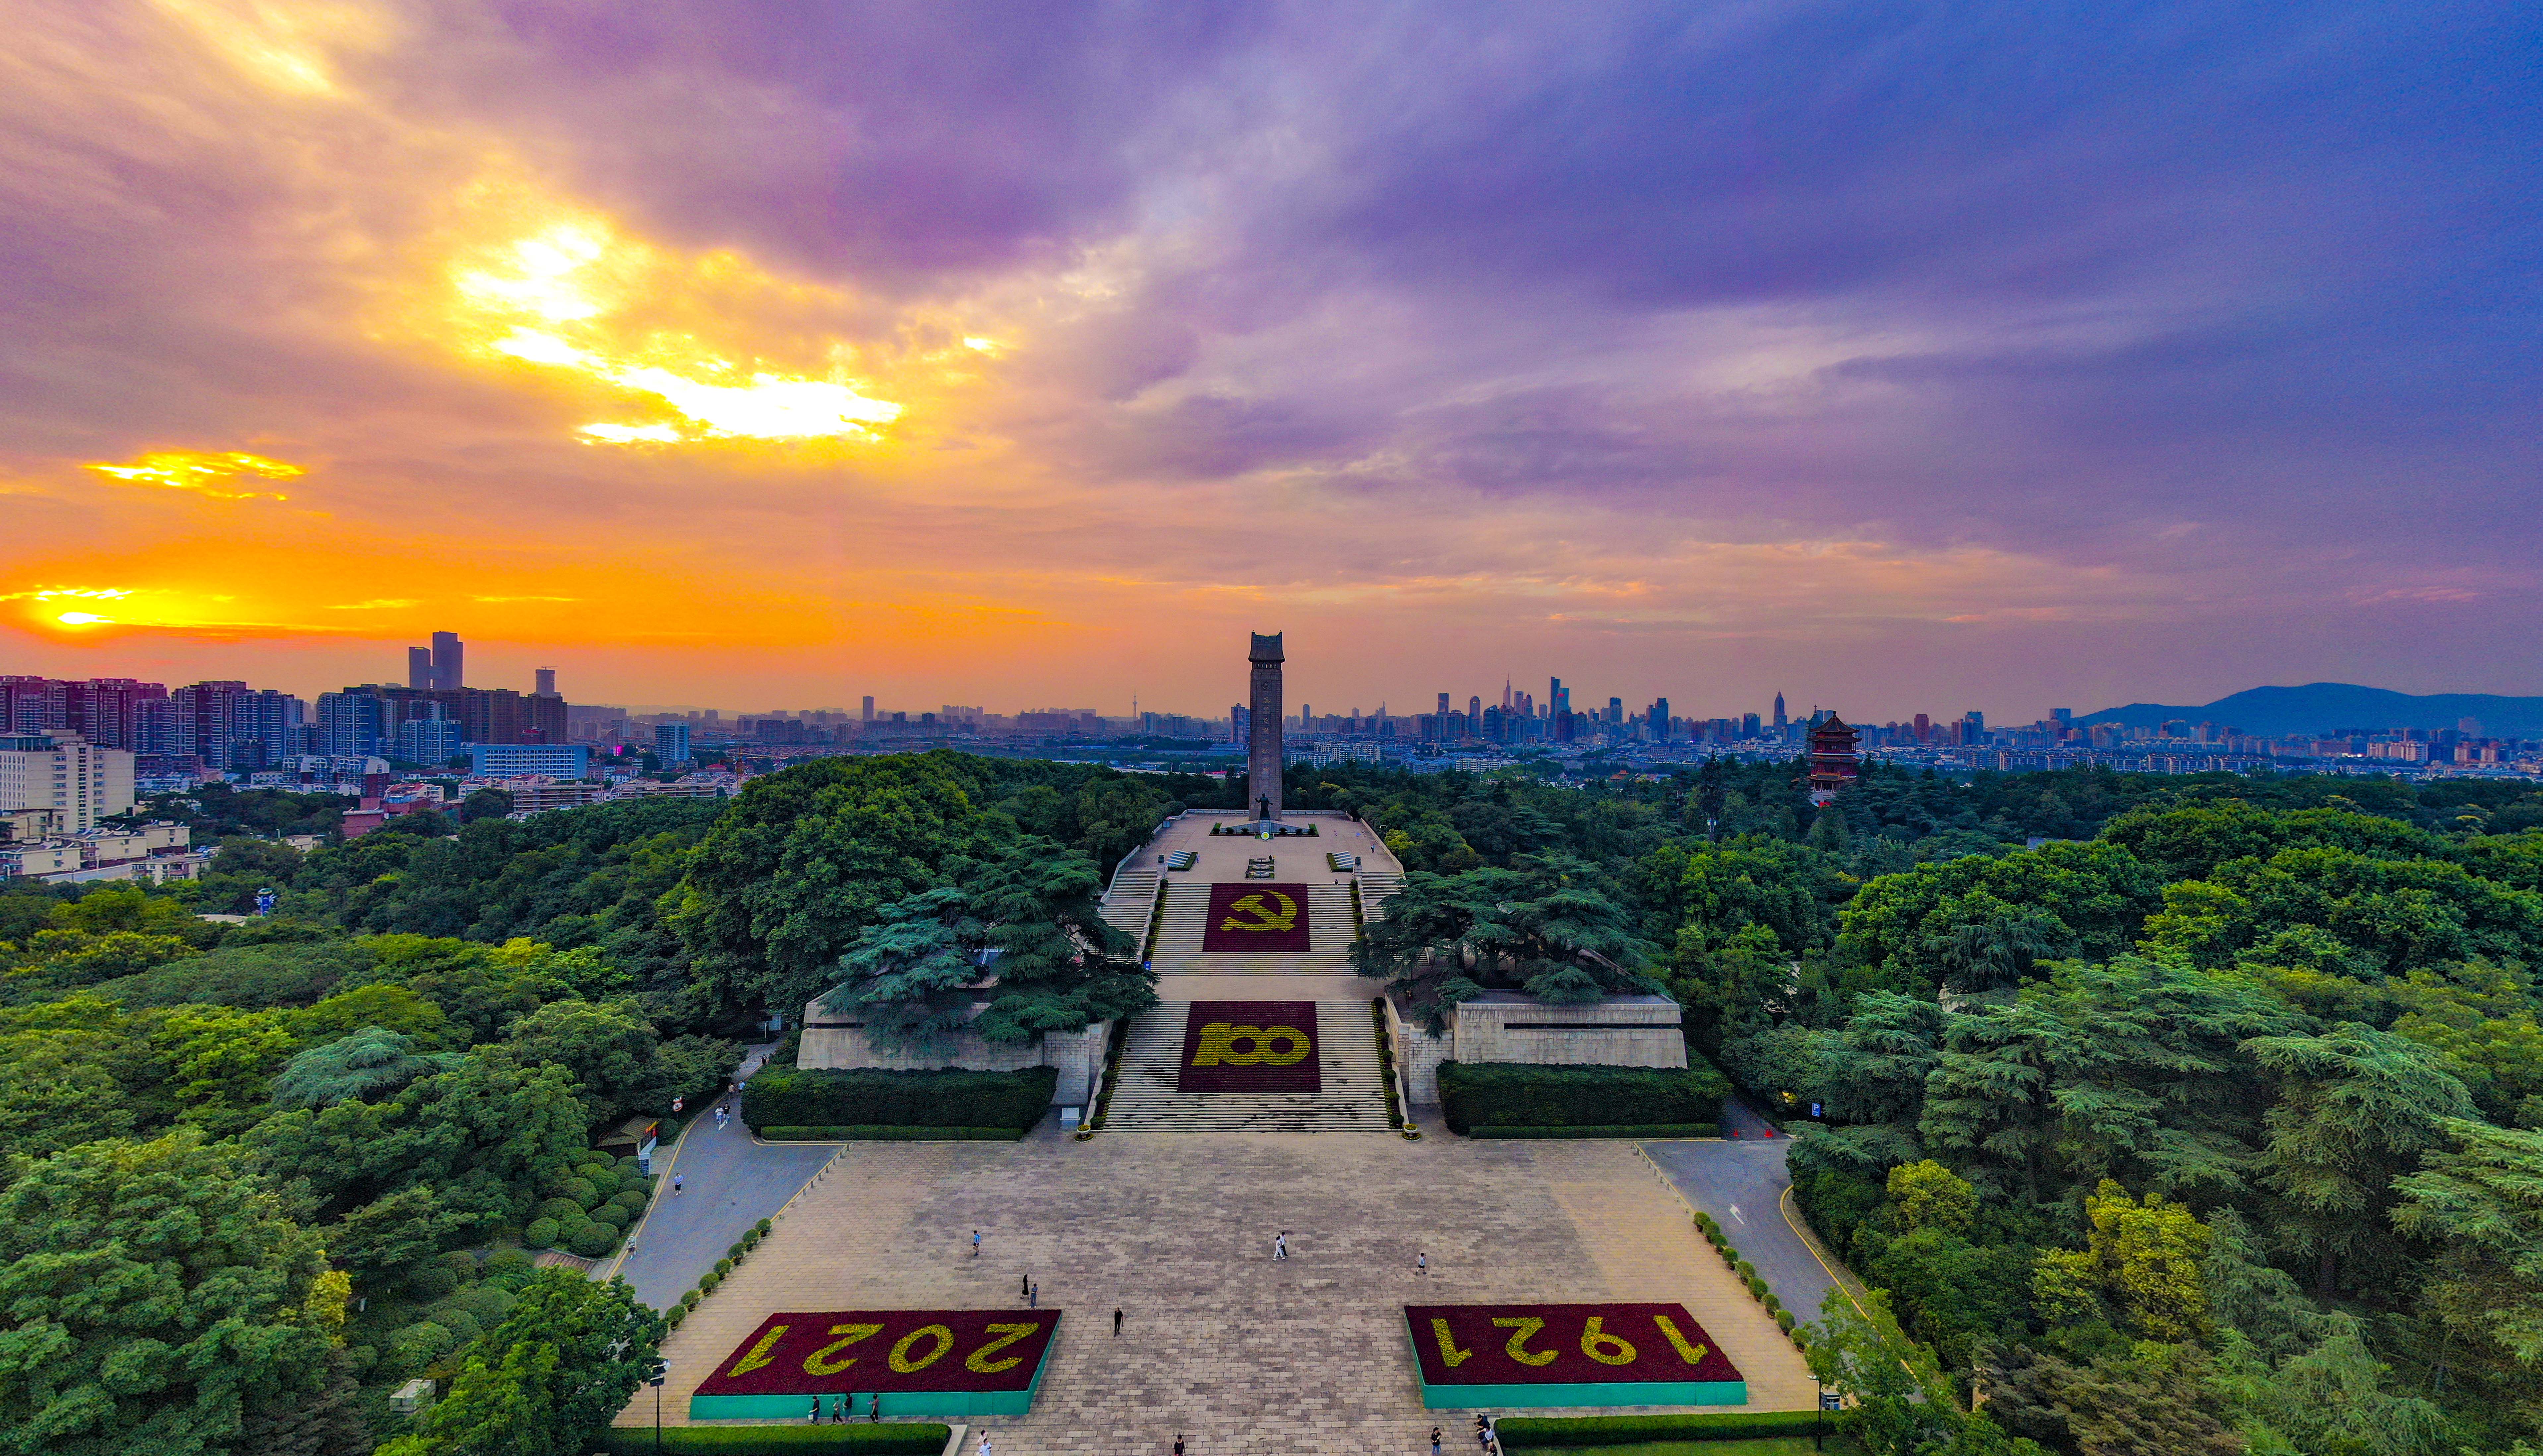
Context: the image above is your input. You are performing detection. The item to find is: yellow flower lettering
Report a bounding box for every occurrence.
[889,1323,954,1373]
[1430,1318,1475,1368]
[1652,1314,1710,1366]
[725,1324,790,1378]
[1492,1315,1556,1366]
[1579,1315,1636,1365]
[965,1323,1041,1374]
[1190,1023,1311,1067]
[800,1323,879,1376]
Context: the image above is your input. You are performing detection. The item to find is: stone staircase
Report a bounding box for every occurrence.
[1100,868,1160,940]
[1149,880,1359,975]
[1103,1000,1396,1132]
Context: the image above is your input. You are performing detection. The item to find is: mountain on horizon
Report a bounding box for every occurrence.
[2077,683,2543,737]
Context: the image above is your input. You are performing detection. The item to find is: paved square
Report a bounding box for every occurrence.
[632,1132,1814,1453]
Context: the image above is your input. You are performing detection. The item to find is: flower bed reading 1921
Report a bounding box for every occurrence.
[1177,1000,1321,1093]
[690,1309,1061,1421]
[1403,1303,1746,1410]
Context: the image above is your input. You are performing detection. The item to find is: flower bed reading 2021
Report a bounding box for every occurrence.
[1403,1303,1745,1409]
[1177,1000,1320,1093]
[691,1309,1061,1420]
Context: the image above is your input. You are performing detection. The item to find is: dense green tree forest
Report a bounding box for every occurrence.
[5,748,2540,1451]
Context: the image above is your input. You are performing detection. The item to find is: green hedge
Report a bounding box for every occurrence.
[1494,1411,1825,1446]
[757,1125,1027,1142]
[1466,1123,1719,1139]
[1435,1061,1730,1135]
[594,1424,950,1453]
[743,1066,1056,1132]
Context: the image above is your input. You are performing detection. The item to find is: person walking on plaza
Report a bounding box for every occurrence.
[972,1229,981,1257]
[672,1172,683,1196]
[1273,1232,1287,1262]
[869,1392,879,1422]
[1431,1426,1442,1456]
[1029,1282,1039,1309]
[1114,1306,1123,1336]
[808,1398,821,1424]
[1417,1250,1427,1276]
[978,1433,992,1456]
[1174,1436,1184,1456]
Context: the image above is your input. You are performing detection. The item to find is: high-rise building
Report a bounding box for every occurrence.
[862,696,875,722]
[1650,698,1670,738]
[316,692,388,757]
[654,722,693,767]
[1437,692,1451,717]
[534,667,558,697]
[1607,696,1623,725]
[470,744,591,778]
[61,679,168,751]
[431,631,464,691]
[1468,695,1482,726]
[408,647,433,690]
[0,677,65,734]
[393,711,461,766]
[0,731,134,832]
[1773,692,1787,729]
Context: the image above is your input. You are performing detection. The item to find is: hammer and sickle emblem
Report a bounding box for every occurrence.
[1219,890,1298,933]
[1190,1022,1313,1067]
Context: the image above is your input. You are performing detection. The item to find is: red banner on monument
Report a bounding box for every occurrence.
[694,1309,1061,1397]
[1199,882,1312,953]
[1404,1303,1745,1387]
[1177,1000,1321,1093]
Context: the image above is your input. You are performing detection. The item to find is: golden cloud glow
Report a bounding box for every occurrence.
[427,214,905,445]
[324,598,419,610]
[85,450,302,500]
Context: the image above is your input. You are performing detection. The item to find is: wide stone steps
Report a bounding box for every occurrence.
[1149,880,1359,976]
[1104,1001,1395,1132]
[1100,869,1161,938]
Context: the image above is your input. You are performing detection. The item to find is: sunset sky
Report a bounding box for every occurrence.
[2,2,2534,720]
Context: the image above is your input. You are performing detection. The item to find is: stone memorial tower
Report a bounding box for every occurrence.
[1247,632,1284,824]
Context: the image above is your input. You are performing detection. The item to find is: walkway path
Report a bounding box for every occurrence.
[1639,1131,1864,1330]
[601,1070,838,1310]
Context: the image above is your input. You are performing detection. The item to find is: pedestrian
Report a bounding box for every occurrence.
[973,1229,982,1257]
[869,1392,879,1422]
[1113,1307,1123,1336]
[1174,1436,1184,1456]
[1273,1232,1287,1262]
[673,1172,684,1196]
[832,1395,846,1423]
[1417,1251,1427,1276]
[1431,1426,1442,1456]
[978,1434,992,1456]
[808,1398,821,1424]
[1029,1282,1039,1309]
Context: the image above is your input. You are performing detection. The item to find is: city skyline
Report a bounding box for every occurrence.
[2,4,2534,716]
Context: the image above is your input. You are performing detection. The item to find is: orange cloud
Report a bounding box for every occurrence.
[85,450,302,500]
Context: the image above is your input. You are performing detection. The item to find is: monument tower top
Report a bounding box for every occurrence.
[1243,632,1307,835]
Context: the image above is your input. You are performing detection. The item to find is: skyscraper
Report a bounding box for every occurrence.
[1773,692,1787,729]
[1469,695,1482,725]
[407,647,433,689]
[534,667,557,697]
[431,631,463,691]
[862,696,875,722]
[654,722,693,767]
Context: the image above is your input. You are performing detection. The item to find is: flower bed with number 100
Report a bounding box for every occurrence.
[1403,1303,1746,1409]
[690,1309,1062,1420]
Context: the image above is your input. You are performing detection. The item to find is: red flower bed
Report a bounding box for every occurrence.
[695,1309,1061,1396]
[1404,1303,1744,1387]
[1200,882,1313,953]
[1177,1001,1321,1093]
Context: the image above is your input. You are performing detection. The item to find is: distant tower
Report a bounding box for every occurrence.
[534,667,557,697]
[1773,692,1787,729]
[1808,715,1860,805]
[407,646,432,690]
[1247,633,1285,824]
[431,631,464,691]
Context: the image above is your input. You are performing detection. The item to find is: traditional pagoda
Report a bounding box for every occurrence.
[1807,713,1860,805]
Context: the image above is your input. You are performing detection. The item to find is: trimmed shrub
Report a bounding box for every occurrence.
[483,1248,535,1277]
[1776,1309,1796,1332]
[611,1188,649,1214]
[742,1066,1057,1133]
[594,1424,950,1453]
[523,1217,561,1250]
[537,1196,585,1225]
[1747,1276,1769,1299]
[699,1270,722,1294]
[1735,1260,1757,1280]
[569,1222,619,1259]
[386,1320,456,1372]
[559,1176,600,1209]
[1464,1123,1719,1139]
[430,1307,484,1346]
[727,1243,747,1261]
[585,1167,622,1199]
[755,1219,772,1235]
[589,1202,631,1229]
[407,1264,461,1301]
[666,1304,688,1328]
[681,1289,701,1309]
[1434,1061,1730,1135]
[446,1285,518,1325]
[1494,1411,1825,1447]
[714,1258,733,1277]
[757,1125,1027,1142]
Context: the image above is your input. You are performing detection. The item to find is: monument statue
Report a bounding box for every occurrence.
[1247,633,1285,828]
